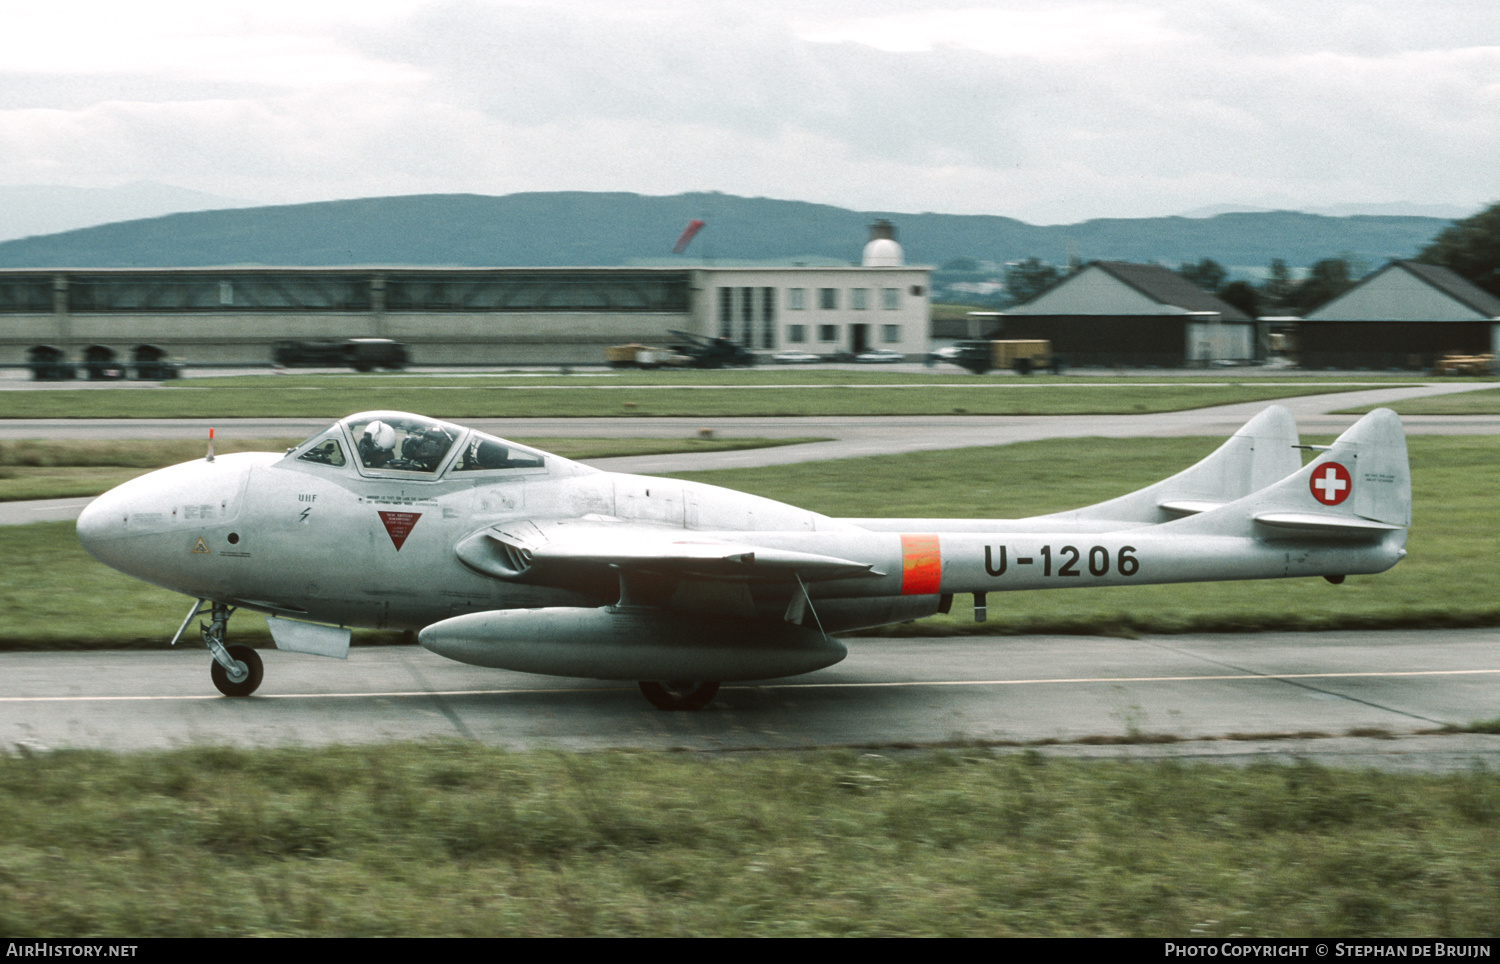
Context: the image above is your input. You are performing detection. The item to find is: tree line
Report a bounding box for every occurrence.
[994,200,1500,316]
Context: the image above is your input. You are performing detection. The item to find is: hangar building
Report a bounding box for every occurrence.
[994,261,1255,366]
[0,222,929,369]
[1296,260,1500,370]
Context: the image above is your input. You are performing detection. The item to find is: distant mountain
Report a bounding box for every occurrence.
[1178,201,1474,220]
[0,182,254,243]
[0,191,1453,271]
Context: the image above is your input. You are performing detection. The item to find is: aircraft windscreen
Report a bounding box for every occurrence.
[297,436,346,466]
[450,432,546,472]
[346,415,459,473]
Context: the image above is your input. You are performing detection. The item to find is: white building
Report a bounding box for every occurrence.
[0,222,930,368]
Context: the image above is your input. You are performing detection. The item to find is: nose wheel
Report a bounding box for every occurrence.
[210,644,264,697]
[197,601,265,697]
[638,680,720,711]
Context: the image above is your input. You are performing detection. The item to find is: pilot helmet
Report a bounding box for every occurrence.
[364,420,398,451]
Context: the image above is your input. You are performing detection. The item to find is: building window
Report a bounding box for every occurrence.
[819,324,839,342]
[882,325,901,344]
[851,288,869,310]
[788,288,806,310]
[740,286,754,346]
[819,288,838,310]
[883,287,899,310]
[761,287,776,349]
[717,287,733,339]
[787,324,806,343]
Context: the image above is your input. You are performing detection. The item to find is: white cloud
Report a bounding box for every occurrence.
[0,0,1495,224]
[794,3,1186,59]
[0,1,426,87]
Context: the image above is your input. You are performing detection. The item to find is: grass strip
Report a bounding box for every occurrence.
[0,436,822,502]
[1,745,1498,936]
[0,381,1376,419]
[2,435,1494,648]
[1340,386,1500,416]
[178,370,1438,387]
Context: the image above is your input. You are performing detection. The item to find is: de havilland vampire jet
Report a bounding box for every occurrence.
[76,405,1411,709]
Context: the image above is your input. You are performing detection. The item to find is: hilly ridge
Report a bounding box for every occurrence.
[0,191,1453,271]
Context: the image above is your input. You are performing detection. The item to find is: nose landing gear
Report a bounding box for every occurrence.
[210,644,263,697]
[194,601,264,697]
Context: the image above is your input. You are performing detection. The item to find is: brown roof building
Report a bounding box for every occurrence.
[997,261,1255,366]
[1299,261,1500,369]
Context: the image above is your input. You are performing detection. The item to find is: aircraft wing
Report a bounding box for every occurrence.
[532,533,882,580]
[455,520,881,583]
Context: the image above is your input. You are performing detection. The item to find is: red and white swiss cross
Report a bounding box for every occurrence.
[1308,462,1352,506]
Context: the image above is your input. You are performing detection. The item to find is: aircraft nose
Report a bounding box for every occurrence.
[76,483,146,571]
[76,454,258,578]
[76,487,128,557]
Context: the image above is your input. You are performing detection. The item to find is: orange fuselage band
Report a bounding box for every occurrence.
[900,533,942,595]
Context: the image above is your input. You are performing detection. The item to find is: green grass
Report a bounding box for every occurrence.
[1343,386,1500,416]
[3,435,1494,648]
[0,436,822,502]
[2,745,1498,936]
[0,438,303,502]
[0,373,1395,419]
[180,369,1436,389]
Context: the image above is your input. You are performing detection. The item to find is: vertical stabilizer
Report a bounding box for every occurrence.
[1174,408,1411,540]
[1032,404,1303,526]
[1347,408,1411,527]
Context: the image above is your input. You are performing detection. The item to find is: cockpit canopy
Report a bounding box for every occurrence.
[347,414,458,473]
[289,412,558,480]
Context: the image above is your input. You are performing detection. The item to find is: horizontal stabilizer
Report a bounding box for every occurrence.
[1156,499,1226,517]
[1253,512,1405,539]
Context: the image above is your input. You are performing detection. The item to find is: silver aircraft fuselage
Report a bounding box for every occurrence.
[75,407,1410,703]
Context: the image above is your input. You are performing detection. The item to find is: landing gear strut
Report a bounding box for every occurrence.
[638,680,720,711]
[200,602,263,697]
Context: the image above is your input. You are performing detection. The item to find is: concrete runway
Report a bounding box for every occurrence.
[4,630,1500,769]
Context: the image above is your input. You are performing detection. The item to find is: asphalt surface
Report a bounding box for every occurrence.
[4,630,1500,769]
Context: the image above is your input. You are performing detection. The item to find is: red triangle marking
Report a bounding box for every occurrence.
[378,511,422,550]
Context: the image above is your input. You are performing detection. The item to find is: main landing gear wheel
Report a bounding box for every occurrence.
[210,644,264,697]
[638,680,721,711]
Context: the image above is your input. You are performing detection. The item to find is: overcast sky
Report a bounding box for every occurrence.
[2,0,1497,225]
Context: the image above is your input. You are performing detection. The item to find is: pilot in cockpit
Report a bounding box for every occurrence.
[358,420,398,468]
[402,425,452,470]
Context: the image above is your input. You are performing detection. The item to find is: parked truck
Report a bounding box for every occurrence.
[273,338,408,372]
[605,343,689,369]
[1434,352,1496,376]
[606,332,756,369]
[949,339,1056,375]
